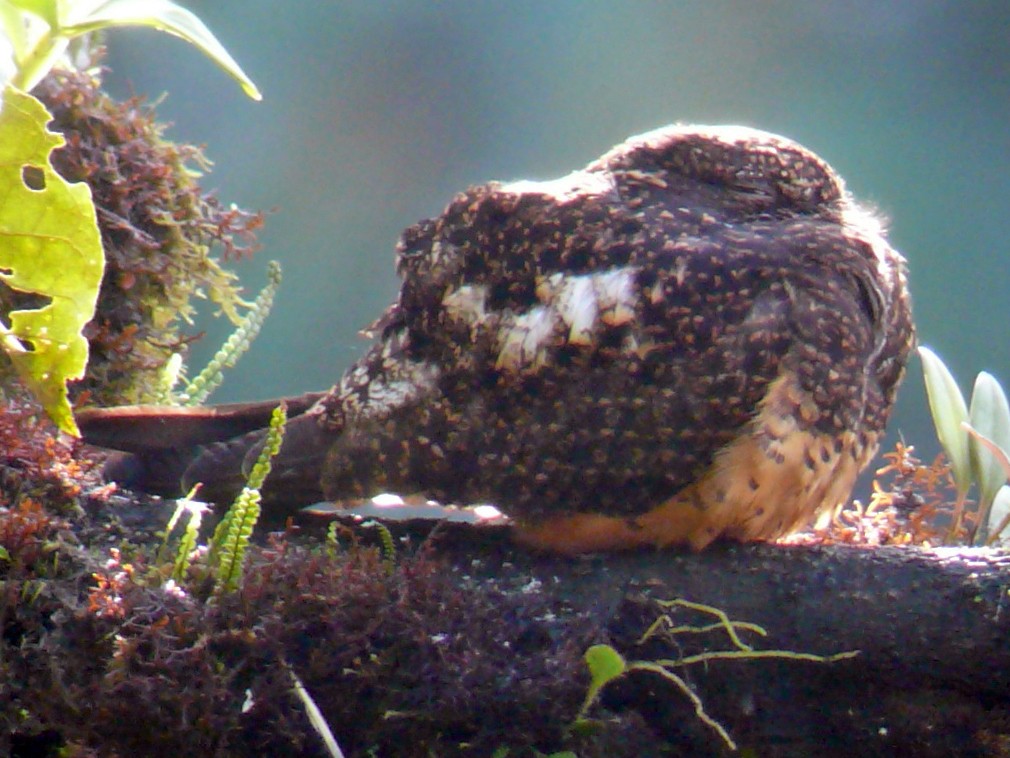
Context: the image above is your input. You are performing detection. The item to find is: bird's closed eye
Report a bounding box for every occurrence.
[852,274,882,326]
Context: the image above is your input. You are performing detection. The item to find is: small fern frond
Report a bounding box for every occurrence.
[247,400,286,491]
[212,487,261,594]
[172,489,207,582]
[153,352,186,404]
[210,402,287,594]
[157,483,203,565]
[182,260,282,406]
[362,519,396,576]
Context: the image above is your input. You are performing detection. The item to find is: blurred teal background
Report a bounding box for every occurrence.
[101,1,1010,492]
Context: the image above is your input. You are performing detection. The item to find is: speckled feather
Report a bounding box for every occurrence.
[78,125,914,552]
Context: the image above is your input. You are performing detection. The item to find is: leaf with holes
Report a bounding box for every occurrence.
[0,85,103,435]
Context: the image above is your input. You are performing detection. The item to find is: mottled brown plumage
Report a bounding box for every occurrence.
[77,125,914,552]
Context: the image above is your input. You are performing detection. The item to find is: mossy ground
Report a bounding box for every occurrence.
[0,406,664,757]
[4,405,1010,757]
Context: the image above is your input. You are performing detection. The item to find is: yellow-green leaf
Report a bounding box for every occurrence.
[0,1,46,64]
[987,484,1010,546]
[918,346,971,498]
[0,85,103,435]
[583,643,626,708]
[963,423,1010,545]
[60,0,261,100]
[968,372,1010,518]
[4,0,58,28]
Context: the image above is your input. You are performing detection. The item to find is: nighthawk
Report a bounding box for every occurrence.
[78,125,914,553]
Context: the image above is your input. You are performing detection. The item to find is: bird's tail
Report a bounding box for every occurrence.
[77,392,329,510]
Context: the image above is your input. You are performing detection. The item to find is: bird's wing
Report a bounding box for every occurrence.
[384,125,846,373]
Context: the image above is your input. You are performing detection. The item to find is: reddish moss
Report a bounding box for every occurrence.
[0,499,60,575]
[0,392,102,514]
[0,519,660,757]
[796,441,959,548]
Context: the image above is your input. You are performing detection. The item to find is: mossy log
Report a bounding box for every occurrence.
[8,492,1010,757]
[416,521,1010,756]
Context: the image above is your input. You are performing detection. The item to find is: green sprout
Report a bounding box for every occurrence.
[153,260,282,406]
[154,405,285,596]
[577,599,858,752]
[918,346,1010,544]
[361,519,396,576]
[160,483,207,582]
